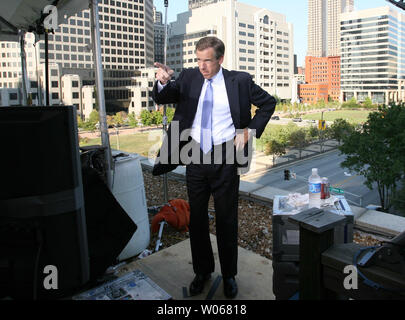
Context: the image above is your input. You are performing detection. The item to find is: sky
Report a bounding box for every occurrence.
[153,0,402,66]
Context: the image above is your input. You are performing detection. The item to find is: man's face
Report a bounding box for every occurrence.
[196,47,224,80]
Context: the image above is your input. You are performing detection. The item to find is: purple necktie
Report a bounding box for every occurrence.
[201,79,213,154]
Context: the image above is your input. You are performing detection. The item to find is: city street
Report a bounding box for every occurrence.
[242,148,380,208]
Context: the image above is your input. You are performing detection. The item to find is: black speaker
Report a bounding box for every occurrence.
[0,106,90,299]
[0,107,137,299]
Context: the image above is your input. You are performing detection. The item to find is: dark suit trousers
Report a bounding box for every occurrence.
[186,141,240,278]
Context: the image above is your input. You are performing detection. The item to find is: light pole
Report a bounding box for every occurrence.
[162,0,169,204]
[154,0,170,253]
[90,0,113,189]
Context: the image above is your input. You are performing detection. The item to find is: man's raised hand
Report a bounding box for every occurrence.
[154,62,174,85]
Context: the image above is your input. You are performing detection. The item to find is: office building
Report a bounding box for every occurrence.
[154,6,166,64]
[340,6,405,104]
[0,0,155,115]
[299,55,340,102]
[128,67,156,116]
[0,33,39,105]
[43,0,154,71]
[168,0,294,99]
[308,0,354,57]
[188,0,226,10]
[299,83,329,104]
[82,86,97,120]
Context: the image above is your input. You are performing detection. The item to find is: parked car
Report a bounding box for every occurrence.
[292,118,302,122]
[271,116,280,120]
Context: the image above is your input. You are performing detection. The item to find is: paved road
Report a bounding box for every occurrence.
[242,149,380,208]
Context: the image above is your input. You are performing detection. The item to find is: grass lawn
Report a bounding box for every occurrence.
[80,110,372,156]
[80,130,164,157]
[301,110,373,124]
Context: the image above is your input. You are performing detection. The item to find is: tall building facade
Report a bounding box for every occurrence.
[188,0,226,10]
[308,0,327,57]
[0,0,155,114]
[154,6,165,64]
[308,0,354,57]
[44,0,154,71]
[168,0,294,99]
[340,6,405,104]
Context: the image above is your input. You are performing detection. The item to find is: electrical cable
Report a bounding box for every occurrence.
[353,246,405,295]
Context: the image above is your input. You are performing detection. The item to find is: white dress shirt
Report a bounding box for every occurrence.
[158,67,236,145]
[192,68,235,145]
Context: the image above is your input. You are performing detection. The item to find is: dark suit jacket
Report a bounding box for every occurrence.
[151,67,276,176]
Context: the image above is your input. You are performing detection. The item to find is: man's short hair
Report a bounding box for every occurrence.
[195,36,225,60]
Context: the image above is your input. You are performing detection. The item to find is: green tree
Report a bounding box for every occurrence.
[316,98,326,109]
[363,96,375,109]
[106,115,114,128]
[308,125,319,141]
[77,115,84,129]
[264,139,286,165]
[393,178,405,216]
[288,128,309,159]
[152,110,163,125]
[339,104,405,212]
[140,109,153,126]
[342,97,358,109]
[82,109,99,131]
[113,112,125,127]
[330,118,355,145]
[128,112,138,128]
[88,109,99,124]
[166,107,175,124]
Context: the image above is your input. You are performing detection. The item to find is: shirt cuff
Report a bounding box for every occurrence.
[157,81,167,93]
[247,127,255,138]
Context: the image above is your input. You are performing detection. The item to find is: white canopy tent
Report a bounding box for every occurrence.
[0,0,113,189]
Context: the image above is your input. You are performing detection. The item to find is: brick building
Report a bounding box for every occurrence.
[299,55,340,103]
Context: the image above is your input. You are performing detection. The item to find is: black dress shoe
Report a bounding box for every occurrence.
[223,277,238,299]
[189,274,211,296]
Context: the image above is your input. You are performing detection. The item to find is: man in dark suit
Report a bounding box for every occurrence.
[152,36,276,299]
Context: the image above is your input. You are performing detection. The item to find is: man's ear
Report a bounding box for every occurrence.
[219,55,224,65]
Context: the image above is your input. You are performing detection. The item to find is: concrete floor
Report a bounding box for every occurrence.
[117,234,274,300]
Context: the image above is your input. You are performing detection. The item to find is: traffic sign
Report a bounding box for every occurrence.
[330,187,344,194]
[318,120,326,130]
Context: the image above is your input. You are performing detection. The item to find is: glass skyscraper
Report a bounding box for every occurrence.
[340,6,405,104]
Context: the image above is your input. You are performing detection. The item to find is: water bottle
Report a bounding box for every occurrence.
[308,168,322,208]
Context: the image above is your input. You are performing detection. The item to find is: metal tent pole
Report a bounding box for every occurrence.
[90,0,113,189]
[154,0,170,253]
[162,0,169,204]
[18,30,28,106]
[44,29,50,106]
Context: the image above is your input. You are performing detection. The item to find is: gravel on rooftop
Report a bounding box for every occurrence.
[142,169,382,260]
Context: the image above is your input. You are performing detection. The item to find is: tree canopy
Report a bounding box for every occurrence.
[339,104,405,212]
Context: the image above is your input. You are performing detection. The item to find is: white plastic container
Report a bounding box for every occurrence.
[111,151,150,261]
[308,168,322,208]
